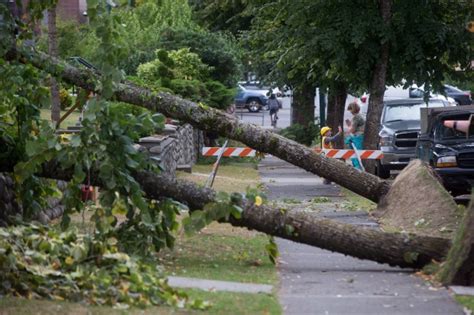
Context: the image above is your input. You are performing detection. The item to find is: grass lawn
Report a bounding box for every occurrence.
[0,289,279,315]
[455,295,474,312]
[158,225,277,284]
[177,162,260,194]
[40,108,81,128]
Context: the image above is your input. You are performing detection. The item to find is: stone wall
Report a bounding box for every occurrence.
[0,174,21,227]
[138,123,202,176]
[0,174,65,226]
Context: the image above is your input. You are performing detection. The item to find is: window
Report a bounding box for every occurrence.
[383,101,445,123]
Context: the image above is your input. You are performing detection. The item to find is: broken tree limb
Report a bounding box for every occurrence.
[9,47,390,203]
[0,158,451,269]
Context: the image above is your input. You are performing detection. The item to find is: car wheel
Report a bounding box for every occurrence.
[376,161,391,179]
[247,99,261,112]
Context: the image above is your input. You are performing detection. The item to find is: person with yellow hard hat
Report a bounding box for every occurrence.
[321,125,342,149]
[320,125,342,185]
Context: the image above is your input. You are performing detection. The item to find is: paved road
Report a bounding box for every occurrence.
[236,97,292,129]
[259,156,463,315]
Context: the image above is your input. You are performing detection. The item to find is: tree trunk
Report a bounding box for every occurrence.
[10,48,391,203]
[363,0,392,173]
[326,91,336,130]
[326,84,347,148]
[0,158,451,269]
[292,83,315,126]
[47,6,61,125]
[437,195,474,285]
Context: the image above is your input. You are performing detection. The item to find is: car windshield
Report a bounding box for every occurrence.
[243,85,270,90]
[383,100,445,123]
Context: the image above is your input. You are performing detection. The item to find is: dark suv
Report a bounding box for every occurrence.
[416,105,474,195]
[376,98,449,178]
[444,84,472,106]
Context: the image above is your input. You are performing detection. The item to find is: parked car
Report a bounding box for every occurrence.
[234,85,268,112]
[417,105,474,195]
[237,81,285,97]
[376,98,450,178]
[359,84,457,107]
[444,84,472,105]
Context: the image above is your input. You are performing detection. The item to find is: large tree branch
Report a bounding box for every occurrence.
[9,47,391,203]
[0,158,450,269]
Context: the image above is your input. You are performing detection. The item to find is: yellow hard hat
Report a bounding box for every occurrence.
[320,126,331,136]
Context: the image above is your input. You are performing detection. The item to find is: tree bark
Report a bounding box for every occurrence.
[291,83,315,126]
[9,48,391,203]
[0,158,451,269]
[437,195,474,285]
[326,84,347,148]
[47,6,61,125]
[363,0,392,173]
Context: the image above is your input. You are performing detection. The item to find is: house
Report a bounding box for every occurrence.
[56,0,88,23]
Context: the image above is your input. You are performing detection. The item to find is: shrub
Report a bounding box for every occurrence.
[59,89,73,110]
[205,80,234,110]
[109,102,162,140]
[279,122,320,146]
[170,79,208,102]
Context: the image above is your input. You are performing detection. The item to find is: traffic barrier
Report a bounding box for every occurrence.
[202,147,256,157]
[314,148,383,160]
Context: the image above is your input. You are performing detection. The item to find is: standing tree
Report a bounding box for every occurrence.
[245,0,471,166]
[189,0,255,36]
[47,3,61,125]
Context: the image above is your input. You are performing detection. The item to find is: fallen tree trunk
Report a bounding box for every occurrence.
[0,159,451,269]
[8,48,390,203]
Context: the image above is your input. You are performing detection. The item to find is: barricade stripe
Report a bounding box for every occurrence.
[202,147,256,157]
[342,151,354,160]
[313,148,383,160]
[223,148,236,157]
[360,151,372,159]
[371,151,383,159]
[204,147,219,156]
[239,147,254,157]
[334,151,345,158]
[230,148,243,156]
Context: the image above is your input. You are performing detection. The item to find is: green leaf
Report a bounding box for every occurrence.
[183,211,207,236]
[70,135,81,147]
[230,205,243,219]
[265,237,279,265]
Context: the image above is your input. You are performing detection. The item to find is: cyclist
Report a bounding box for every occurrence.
[268,94,281,127]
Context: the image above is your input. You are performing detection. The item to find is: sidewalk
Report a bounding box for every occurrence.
[259,156,463,315]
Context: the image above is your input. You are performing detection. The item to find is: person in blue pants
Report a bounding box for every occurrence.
[345,102,365,170]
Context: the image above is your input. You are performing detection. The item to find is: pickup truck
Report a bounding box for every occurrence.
[376,98,450,178]
[416,105,474,196]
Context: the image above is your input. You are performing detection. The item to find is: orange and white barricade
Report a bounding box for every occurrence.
[202,147,257,157]
[314,148,383,160]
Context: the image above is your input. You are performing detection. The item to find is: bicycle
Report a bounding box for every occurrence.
[270,110,278,127]
[268,94,281,128]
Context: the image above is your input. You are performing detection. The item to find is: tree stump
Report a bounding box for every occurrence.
[374,160,459,238]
